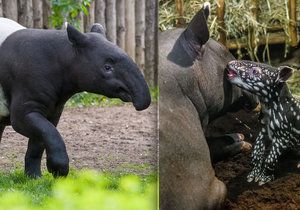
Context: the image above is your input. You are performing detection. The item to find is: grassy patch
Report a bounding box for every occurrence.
[0,169,157,210]
[66,86,159,107]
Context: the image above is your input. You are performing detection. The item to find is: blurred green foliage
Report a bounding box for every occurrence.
[66,86,159,107]
[50,0,91,29]
[0,170,157,210]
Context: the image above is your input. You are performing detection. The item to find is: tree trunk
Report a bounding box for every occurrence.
[77,0,84,32]
[84,0,95,32]
[33,0,43,28]
[105,0,116,43]
[3,0,18,21]
[18,0,33,27]
[125,0,135,60]
[0,0,3,17]
[42,0,51,28]
[175,0,185,27]
[116,0,125,49]
[135,0,145,70]
[95,0,105,29]
[145,0,158,86]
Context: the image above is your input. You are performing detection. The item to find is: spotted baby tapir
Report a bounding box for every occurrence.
[226,60,300,185]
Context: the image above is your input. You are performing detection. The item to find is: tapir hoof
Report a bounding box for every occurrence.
[47,157,69,177]
[226,133,252,152]
[207,178,227,209]
[25,168,42,179]
[241,141,252,152]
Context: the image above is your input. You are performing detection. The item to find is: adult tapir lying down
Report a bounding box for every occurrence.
[0,18,151,178]
[159,3,259,210]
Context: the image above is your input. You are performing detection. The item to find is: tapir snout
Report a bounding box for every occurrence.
[125,60,151,111]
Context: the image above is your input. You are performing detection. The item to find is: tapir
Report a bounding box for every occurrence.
[0,18,151,178]
[159,3,258,209]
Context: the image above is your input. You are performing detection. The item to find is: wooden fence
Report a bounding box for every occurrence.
[0,0,158,86]
[175,0,298,50]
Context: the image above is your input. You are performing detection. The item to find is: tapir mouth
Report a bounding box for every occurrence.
[226,68,238,80]
[117,87,132,102]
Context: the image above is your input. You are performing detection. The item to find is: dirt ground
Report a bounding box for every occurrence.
[0,104,158,175]
[207,110,300,209]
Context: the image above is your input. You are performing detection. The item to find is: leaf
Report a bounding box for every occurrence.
[81,5,89,16]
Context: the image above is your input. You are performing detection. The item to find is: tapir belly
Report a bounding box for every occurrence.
[0,18,26,47]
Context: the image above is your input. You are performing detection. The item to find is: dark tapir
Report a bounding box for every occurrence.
[159,3,258,209]
[0,18,151,178]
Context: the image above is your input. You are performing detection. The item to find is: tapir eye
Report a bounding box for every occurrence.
[104,64,113,72]
[251,67,261,75]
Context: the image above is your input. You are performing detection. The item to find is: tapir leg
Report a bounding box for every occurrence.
[207,134,252,163]
[10,106,69,177]
[24,107,64,178]
[25,138,45,178]
[160,94,226,210]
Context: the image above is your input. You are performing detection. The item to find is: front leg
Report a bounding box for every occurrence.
[247,128,268,182]
[24,107,64,178]
[25,138,45,178]
[11,111,69,177]
[257,138,284,185]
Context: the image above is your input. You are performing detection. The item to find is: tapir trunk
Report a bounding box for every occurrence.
[122,60,151,111]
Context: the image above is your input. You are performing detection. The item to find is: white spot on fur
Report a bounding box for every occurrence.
[262,89,268,95]
[0,85,9,118]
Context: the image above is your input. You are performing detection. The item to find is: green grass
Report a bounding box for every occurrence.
[66,86,159,107]
[0,169,157,210]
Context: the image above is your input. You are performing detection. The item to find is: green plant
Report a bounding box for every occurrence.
[0,170,157,210]
[66,86,158,107]
[66,92,124,107]
[50,0,92,29]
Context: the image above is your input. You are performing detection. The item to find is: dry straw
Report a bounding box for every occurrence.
[159,0,299,63]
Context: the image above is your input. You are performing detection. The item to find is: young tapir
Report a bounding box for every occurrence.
[159,2,259,210]
[227,60,299,185]
[0,18,151,178]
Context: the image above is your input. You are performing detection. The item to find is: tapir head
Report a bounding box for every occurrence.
[66,23,151,111]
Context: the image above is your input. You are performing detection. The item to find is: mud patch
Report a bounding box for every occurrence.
[0,104,157,175]
[206,110,300,209]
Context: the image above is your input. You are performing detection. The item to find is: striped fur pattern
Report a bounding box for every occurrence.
[226,60,300,185]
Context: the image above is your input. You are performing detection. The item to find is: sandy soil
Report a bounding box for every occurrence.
[206,110,300,209]
[0,104,158,175]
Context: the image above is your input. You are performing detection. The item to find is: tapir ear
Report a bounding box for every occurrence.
[167,2,210,67]
[203,2,210,20]
[185,2,210,45]
[90,23,106,37]
[276,66,293,83]
[66,23,87,47]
